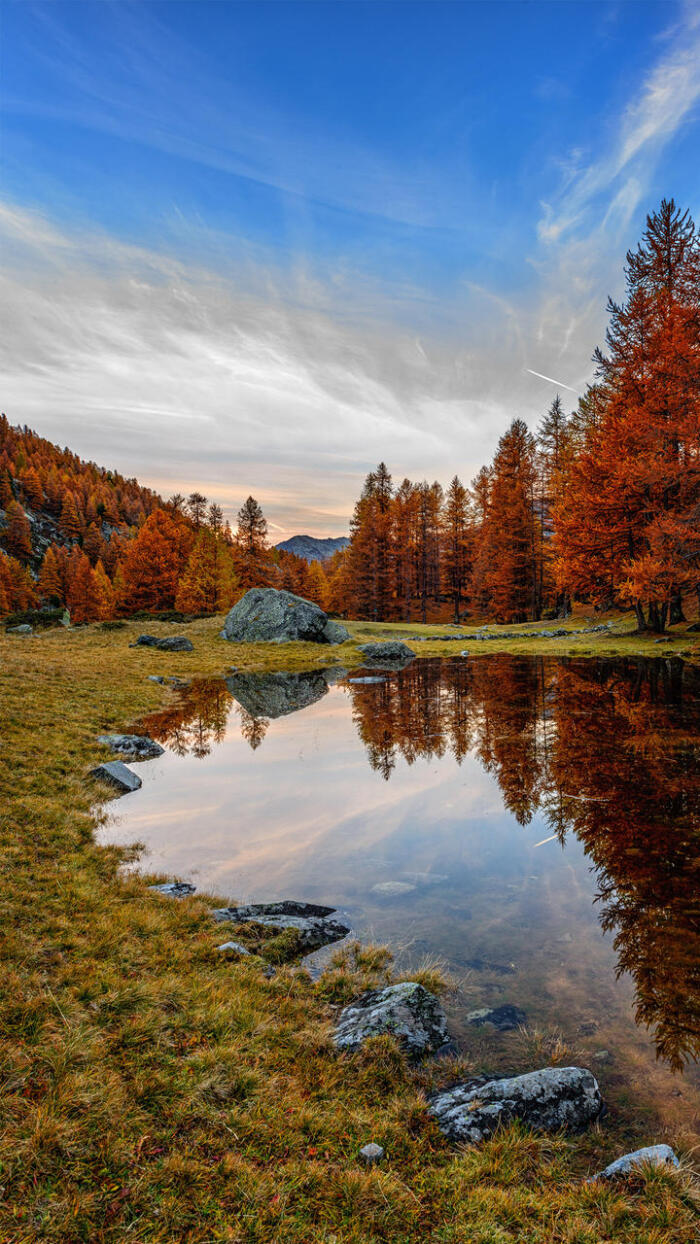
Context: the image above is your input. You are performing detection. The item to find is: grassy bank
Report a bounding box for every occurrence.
[1,617,698,1242]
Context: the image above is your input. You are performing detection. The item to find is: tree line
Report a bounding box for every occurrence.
[326,200,700,633]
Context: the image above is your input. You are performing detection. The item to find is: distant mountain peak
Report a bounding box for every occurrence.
[275,534,349,563]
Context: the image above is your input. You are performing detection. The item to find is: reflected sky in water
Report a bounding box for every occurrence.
[101,655,700,1135]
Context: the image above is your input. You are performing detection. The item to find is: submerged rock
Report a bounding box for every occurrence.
[591,1144,679,1180]
[89,760,142,795]
[466,1004,527,1032]
[149,881,196,898]
[221,587,349,644]
[348,676,386,685]
[132,634,193,652]
[226,670,329,719]
[356,641,415,669]
[333,982,449,1058]
[429,1066,602,1143]
[371,881,416,896]
[211,900,350,953]
[97,733,165,761]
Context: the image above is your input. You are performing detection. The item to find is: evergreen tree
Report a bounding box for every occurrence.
[234,496,273,590]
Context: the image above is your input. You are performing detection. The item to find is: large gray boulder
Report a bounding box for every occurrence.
[211,900,350,953]
[334,982,448,1058]
[591,1144,679,1181]
[221,588,349,645]
[89,760,142,796]
[357,641,415,669]
[97,733,165,761]
[429,1066,602,1143]
[226,670,329,719]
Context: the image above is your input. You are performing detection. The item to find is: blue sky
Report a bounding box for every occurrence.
[2,1,699,534]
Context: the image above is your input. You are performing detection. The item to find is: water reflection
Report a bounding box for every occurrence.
[138,656,700,1073]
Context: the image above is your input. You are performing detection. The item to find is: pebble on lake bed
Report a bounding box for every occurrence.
[359,1143,385,1164]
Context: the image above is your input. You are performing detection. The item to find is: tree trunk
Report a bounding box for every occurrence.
[634,601,648,633]
[669,592,685,625]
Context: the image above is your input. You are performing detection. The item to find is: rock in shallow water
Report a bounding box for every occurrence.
[429,1066,602,1143]
[591,1144,679,1180]
[211,900,350,953]
[89,760,142,795]
[466,1004,527,1032]
[97,733,165,761]
[221,588,349,644]
[334,982,448,1058]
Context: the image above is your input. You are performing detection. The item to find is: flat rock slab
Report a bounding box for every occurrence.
[89,760,142,795]
[429,1066,602,1143]
[356,641,415,668]
[149,881,196,898]
[221,587,349,644]
[466,1004,527,1032]
[334,982,448,1058]
[97,733,165,761]
[371,881,416,896]
[7,624,33,634]
[592,1144,679,1180]
[132,635,193,652]
[211,900,350,953]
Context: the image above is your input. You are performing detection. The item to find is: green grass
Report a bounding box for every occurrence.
[0,617,698,1242]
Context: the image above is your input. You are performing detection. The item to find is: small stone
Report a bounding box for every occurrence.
[6,623,33,635]
[592,1049,611,1063]
[359,1143,385,1165]
[148,675,166,684]
[89,760,142,795]
[149,881,196,898]
[132,634,193,652]
[592,1144,679,1181]
[356,641,415,669]
[217,940,251,956]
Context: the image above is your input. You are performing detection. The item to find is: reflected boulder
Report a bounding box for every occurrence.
[226,670,330,719]
[357,641,415,669]
[221,588,350,644]
[429,1066,602,1143]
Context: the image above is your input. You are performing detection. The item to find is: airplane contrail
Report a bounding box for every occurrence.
[525,368,579,393]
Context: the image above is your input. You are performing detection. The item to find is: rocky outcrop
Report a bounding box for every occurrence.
[132,635,193,652]
[89,760,142,795]
[97,733,165,761]
[333,982,448,1058]
[149,881,196,897]
[226,670,330,719]
[429,1066,602,1143]
[466,1004,527,1032]
[356,641,415,669]
[591,1144,679,1180]
[211,900,350,952]
[221,588,349,645]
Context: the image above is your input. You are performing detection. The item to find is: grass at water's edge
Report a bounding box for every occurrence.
[0,616,698,1243]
